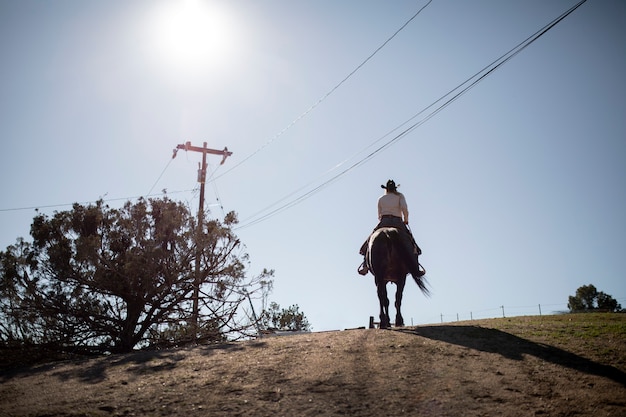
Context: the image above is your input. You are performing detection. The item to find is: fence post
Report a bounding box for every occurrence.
[501,305,505,318]
[538,304,542,316]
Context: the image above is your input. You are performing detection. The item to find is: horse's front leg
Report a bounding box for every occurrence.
[394,279,405,327]
[377,281,390,329]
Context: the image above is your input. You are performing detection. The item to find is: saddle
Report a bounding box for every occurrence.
[358,226,426,277]
[359,227,421,256]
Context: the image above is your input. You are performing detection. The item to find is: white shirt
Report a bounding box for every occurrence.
[377,192,409,223]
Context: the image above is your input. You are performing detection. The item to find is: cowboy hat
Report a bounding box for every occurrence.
[381,179,399,191]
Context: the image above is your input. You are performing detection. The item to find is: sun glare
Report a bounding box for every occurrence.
[145,0,240,85]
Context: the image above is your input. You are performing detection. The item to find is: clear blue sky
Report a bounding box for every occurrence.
[1,0,624,331]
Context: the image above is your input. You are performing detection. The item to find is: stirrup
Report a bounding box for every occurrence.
[416,263,426,277]
[358,263,369,275]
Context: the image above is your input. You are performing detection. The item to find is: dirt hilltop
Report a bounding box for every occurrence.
[1,314,625,417]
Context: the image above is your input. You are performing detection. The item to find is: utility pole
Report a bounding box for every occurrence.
[172,141,232,334]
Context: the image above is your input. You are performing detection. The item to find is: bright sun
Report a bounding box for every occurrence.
[145,0,240,83]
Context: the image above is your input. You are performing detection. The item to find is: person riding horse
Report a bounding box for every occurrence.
[358,179,424,279]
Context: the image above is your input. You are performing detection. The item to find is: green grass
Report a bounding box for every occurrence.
[463,313,626,367]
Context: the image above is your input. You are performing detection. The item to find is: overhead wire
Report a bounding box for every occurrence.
[145,157,175,197]
[0,0,585,221]
[205,159,226,218]
[0,151,222,215]
[235,0,588,231]
[0,144,199,213]
[0,189,197,213]
[0,2,433,217]
[212,0,434,181]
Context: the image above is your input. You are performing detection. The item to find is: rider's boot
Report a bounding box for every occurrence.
[358,258,369,275]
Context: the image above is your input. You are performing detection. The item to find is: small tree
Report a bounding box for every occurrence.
[261,302,311,332]
[567,284,622,313]
[0,197,273,353]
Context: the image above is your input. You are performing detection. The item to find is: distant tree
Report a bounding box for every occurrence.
[567,284,622,313]
[596,291,622,312]
[261,302,311,332]
[0,198,273,354]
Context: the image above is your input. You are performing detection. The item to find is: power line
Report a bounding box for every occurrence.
[0,2,434,217]
[145,157,175,197]
[0,148,226,215]
[0,189,196,213]
[235,0,588,230]
[213,0,433,181]
[1,0,585,222]
[205,158,226,218]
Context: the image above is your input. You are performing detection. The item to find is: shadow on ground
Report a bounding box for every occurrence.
[397,325,626,387]
[0,340,267,384]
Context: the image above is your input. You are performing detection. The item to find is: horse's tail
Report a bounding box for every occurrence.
[412,272,430,297]
[400,232,430,296]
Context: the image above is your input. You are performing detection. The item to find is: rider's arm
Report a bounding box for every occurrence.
[399,194,409,224]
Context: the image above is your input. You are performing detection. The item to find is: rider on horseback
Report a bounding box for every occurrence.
[358,179,424,278]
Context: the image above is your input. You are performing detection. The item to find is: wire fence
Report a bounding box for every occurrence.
[433,303,567,325]
[413,297,626,326]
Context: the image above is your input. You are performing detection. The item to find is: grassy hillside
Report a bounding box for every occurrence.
[1,313,625,417]
[454,313,626,365]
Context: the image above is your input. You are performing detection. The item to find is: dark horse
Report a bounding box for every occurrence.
[366,227,429,328]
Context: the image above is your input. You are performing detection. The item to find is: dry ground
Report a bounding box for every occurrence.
[1,314,625,417]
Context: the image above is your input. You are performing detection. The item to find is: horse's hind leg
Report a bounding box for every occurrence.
[377,282,390,329]
[394,280,405,327]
